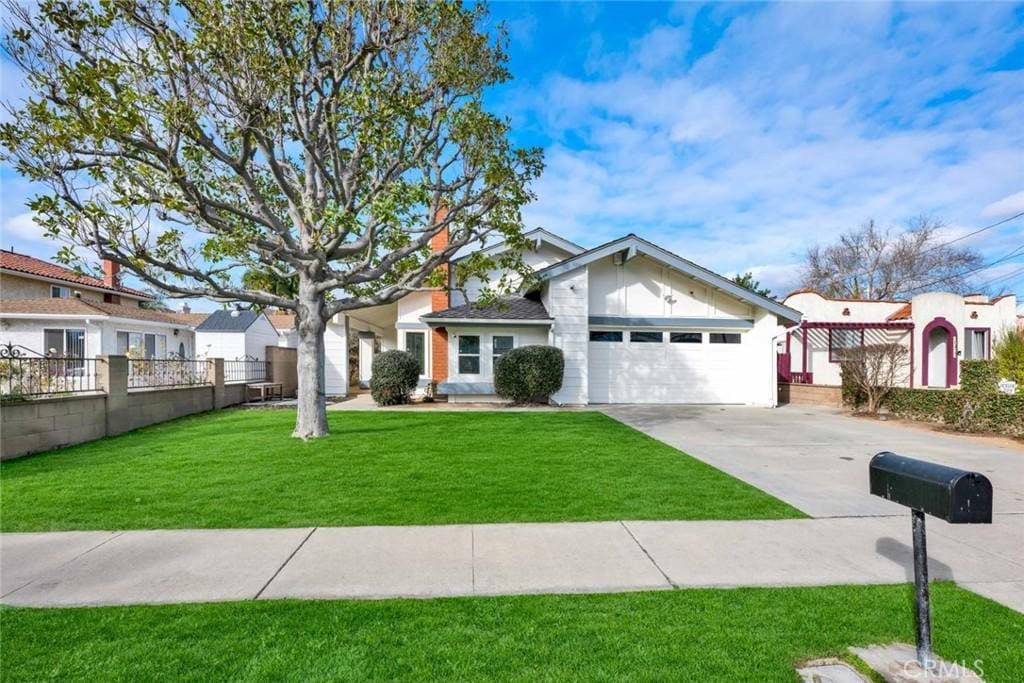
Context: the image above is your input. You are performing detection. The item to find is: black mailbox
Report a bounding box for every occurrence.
[869,452,992,524]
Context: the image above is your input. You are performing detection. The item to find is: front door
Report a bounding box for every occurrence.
[927,327,949,387]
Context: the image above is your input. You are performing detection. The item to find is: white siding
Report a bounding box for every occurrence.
[195,331,245,361]
[324,314,349,397]
[446,325,549,384]
[544,267,589,405]
[242,315,281,361]
[452,243,576,306]
[588,254,753,320]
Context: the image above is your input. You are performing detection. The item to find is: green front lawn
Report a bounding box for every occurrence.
[0,410,801,531]
[3,584,1021,681]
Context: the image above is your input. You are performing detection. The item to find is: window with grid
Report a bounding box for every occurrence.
[492,335,514,367]
[458,335,480,374]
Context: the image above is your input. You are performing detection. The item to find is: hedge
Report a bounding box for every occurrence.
[369,350,420,406]
[850,360,1023,437]
[493,345,564,404]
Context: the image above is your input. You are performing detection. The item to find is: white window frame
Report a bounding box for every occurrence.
[965,328,990,360]
[116,330,166,359]
[50,285,71,298]
[41,327,86,357]
[401,329,430,379]
[456,334,481,376]
[491,333,516,369]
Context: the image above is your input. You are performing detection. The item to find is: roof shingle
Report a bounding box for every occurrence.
[422,297,552,322]
[0,298,200,326]
[0,250,151,299]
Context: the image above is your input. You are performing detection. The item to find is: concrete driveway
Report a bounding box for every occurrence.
[600,404,1024,610]
[600,404,1024,518]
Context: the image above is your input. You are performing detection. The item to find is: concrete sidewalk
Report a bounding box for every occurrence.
[3,515,1022,610]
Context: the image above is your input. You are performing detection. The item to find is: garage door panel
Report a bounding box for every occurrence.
[588,331,754,404]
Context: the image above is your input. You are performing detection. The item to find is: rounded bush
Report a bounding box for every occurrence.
[494,345,564,404]
[370,350,420,406]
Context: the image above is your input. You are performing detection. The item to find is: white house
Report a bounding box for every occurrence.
[322,228,803,405]
[0,249,199,358]
[194,309,283,361]
[780,290,1019,388]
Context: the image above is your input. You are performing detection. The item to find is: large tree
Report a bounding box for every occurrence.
[1,0,543,438]
[800,217,983,300]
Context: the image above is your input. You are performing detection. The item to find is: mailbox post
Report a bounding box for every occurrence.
[869,452,993,669]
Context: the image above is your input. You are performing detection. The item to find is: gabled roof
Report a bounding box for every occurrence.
[195,309,267,332]
[534,234,803,324]
[452,228,584,263]
[0,250,152,299]
[266,311,296,331]
[421,297,552,325]
[0,298,199,326]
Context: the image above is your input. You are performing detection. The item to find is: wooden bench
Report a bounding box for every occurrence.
[246,382,283,402]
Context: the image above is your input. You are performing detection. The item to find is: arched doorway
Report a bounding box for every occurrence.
[922,318,956,388]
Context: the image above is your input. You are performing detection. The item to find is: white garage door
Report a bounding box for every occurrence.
[588,329,755,404]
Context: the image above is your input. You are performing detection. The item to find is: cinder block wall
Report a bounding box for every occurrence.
[1,355,247,461]
[266,346,298,397]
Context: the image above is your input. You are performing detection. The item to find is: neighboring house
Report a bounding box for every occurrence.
[194,309,282,361]
[0,250,198,358]
[323,228,802,405]
[780,290,1019,389]
[265,311,299,348]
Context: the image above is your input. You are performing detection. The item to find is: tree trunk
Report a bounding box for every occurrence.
[293,274,329,439]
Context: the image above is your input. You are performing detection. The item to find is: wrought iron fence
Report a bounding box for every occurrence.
[128,358,210,389]
[224,356,271,384]
[0,343,98,399]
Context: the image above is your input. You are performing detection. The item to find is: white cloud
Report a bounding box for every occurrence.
[0,211,46,244]
[519,3,1024,295]
[981,191,1024,219]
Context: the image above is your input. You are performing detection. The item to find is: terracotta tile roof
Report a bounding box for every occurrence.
[265,311,296,331]
[0,250,152,299]
[0,298,199,326]
[886,303,912,321]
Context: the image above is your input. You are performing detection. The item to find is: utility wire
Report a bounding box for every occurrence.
[905,243,1024,293]
[970,264,1024,292]
[808,212,1024,292]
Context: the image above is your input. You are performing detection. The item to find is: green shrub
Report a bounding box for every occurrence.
[959,359,998,395]
[994,328,1024,385]
[369,350,420,406]
[884,360,1023,437]
[840,370,865,408]
[493,345,564,404]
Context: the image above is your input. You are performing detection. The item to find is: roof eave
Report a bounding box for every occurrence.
[420,317,554,326]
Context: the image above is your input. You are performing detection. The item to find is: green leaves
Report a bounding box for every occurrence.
[1,0,543,314]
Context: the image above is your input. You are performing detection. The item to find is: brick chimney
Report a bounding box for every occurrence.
[429,206,450,386]
[102,259,121,288]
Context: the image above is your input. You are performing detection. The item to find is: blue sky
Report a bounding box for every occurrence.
[1,1,1023,307]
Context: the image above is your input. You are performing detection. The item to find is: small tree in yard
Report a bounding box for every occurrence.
[493,345,563,404]
[369,350,420,406]
[994,328,1024,385]
[839,343,911,414]
[0,1,542,438]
